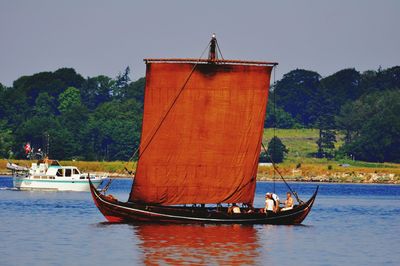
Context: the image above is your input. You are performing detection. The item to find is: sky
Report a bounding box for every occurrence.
[1,0,399,86]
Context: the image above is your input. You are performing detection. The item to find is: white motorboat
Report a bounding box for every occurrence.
[7,159,107,192]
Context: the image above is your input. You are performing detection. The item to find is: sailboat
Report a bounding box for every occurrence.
[89,34,318,224]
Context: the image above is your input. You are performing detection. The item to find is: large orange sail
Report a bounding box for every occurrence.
[129,59,273,205]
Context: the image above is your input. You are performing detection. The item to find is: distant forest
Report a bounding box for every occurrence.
[0,66,399,163]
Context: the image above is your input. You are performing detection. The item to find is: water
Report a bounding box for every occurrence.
[1,177,399,266]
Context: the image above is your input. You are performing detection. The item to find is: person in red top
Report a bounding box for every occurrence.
[24,143,31,155]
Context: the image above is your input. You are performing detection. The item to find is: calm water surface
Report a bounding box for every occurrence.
[1,177,399,265]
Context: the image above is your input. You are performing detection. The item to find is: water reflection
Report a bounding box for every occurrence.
[132,224,260,265]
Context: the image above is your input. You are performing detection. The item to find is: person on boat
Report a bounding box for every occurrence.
[271,193,280,212]
[24,142,31,155]
[281,192,294,211]
[264,193,275,212]
[232,203,241,214]
[228,203,241,214]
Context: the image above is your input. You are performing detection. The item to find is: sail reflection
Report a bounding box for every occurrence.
[133,224,260,265]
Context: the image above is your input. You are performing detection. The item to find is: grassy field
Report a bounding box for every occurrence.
[263,128,344,159]
[1,129,399,183]
[261,128,400,183]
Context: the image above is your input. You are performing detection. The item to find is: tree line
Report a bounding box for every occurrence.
[0,66,399,163]
[0,67,144,161]
[266,66,400,162]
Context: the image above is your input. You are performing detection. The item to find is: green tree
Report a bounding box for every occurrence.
[360,66,400,95]
[267,136,288,163]
[88,99,142,160]
[336,90,400,162]
[13,93,58,158]
[320,68,361,113]
[58,87,89,159]
[113,66,131,99]
[265,101,300,128]
[34,92,57,117]
[0,120,14,158]
[336,101,363,145]
[126,77,145,103]
[316,128,336,158]
[0,83,6,118]
[58,87,81,113]
[12,68,84,106]
[274,69,321,126]
[313,85,337,159]
[81,75,114,110]
[15,116,59,158]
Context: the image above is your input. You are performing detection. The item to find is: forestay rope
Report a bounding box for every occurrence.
[99,36,218,194]
[261,142,303,204]
[273,64,276,194]
[127,37,213,163]
[264,65,303,203]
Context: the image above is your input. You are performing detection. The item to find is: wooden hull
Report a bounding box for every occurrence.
[89,179,318,225]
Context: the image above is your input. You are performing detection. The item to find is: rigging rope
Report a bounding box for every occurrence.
[215,38,224,60]
[261,142,303,204]
[272,65,276,193]
[125,39,213,173]
[106,38,214,194]
[100,178,114,194]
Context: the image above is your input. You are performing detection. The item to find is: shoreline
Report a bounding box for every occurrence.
[1,172,398,185]
[2,159,398,185]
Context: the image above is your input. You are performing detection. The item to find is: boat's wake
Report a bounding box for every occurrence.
[0,187,18,191]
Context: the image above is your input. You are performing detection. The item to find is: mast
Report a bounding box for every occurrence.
[208,33,217,62]
[130,36,276,205]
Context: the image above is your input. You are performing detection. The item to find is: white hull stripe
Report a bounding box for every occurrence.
[15,179,103,184]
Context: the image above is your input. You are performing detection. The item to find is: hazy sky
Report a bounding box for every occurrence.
[1,0,399,86]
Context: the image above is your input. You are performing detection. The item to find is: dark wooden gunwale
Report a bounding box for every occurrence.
[89,179,318,225]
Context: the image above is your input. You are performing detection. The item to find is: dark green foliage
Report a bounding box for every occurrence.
[0,67,145,161]
[0,65,399,163]
[12,68,84,105]
[0,83,6,118]
[274,69,321,126]
[0,120,14,158]
[113,66,131,99]
[267,136,288,163]
[34,93,57,117]
[314,81,337,159]
[81,75,114,110]
[265,101,300,129]
[336,90,400,162]
[316,129,336,159]
[15,116,59,158]
[87,99,142,161]
[126,77,145,103]
[320,68,362,113]
[360,66,400,94]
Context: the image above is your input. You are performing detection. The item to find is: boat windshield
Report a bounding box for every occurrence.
[65,169,72,177]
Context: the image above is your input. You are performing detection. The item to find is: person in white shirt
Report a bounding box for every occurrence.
[232,203,241,214]
[264,193,275,212]
[271,193,280,212]
[228,203,241,214]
